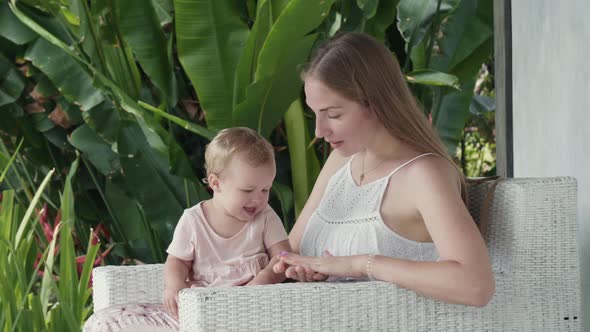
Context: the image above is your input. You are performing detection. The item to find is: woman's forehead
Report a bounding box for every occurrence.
[305,79,350,110]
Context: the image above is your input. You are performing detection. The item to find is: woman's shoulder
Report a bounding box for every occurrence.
[402,154,462,196]
[406,154,457,174]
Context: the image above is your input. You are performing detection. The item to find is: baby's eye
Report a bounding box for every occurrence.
[262,189,270,193]
[241,189,254,193]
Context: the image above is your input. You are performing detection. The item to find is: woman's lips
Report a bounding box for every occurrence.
[329,140,343,148]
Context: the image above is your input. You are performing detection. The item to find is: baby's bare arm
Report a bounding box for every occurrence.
[246,240,291,286]
[163,255,192,317]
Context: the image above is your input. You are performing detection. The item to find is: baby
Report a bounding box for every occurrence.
[163,127,292,317]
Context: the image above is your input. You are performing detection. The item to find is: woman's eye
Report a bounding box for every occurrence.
[327,114,341,119]
[262,189,270,193]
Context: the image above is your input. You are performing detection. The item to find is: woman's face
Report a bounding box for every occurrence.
[304,77,377,156]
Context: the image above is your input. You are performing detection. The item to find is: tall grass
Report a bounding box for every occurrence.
[0,148,100,332]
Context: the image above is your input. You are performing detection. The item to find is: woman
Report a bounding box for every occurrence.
[273,32,494,307]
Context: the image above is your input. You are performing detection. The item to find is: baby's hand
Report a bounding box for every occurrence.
[273,252,330,282]
[163,283,187,319]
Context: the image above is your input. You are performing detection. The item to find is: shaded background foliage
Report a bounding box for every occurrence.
[0,0,495,267]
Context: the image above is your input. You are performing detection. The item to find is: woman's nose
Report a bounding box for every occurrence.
[315,116,328,138]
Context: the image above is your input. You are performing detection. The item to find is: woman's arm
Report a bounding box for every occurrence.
[388,157,494,306]
[288,150,349,252]
[273,151,349,281]
[279,158,495,306]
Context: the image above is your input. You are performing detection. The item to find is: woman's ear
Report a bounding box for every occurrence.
[364,101,377,118]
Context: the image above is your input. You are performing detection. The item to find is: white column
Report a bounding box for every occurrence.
[510,0,590,327]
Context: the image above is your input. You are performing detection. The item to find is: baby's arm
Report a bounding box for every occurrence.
[163,255,192,318]
[246,240,292,286]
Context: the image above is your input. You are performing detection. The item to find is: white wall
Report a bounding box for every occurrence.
[511,0,590,329]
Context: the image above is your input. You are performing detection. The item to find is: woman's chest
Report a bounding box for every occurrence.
[379,180,432,243]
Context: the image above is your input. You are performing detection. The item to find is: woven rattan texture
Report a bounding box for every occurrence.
[92,177,581,331]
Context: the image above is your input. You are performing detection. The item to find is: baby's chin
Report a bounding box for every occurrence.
[238,206,260,221]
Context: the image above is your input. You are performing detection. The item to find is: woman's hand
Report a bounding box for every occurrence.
[274,250,363,281]
[273,256,328,282]
[276,261,329,282]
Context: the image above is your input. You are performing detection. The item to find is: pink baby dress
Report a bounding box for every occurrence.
[167,202,288,287]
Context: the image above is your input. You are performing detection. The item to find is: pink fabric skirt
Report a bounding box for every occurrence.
[83,303,179,332]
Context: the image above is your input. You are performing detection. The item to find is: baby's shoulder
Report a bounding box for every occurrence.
[255,204,280,222]
[185,201,204,214]
[177,202,207,227]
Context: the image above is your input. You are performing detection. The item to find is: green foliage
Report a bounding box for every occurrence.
[0,2,495,328]
[0,0,495,273]
[0,150,100,331]
[458,84,496,177]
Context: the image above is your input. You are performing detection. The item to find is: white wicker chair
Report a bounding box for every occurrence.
[91,177,581,331]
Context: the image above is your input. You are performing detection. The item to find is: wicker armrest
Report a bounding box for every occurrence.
[92,264,165,311]
[178,281,489,331]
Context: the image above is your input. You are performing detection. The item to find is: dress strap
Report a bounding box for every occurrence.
[386,152,437,178]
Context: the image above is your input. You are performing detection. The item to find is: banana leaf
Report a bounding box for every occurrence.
[396,0,459,69]
[233,0,275,108]
[357,0,379,19]
[152,0,173,26]
[429,0,493,152]
[271,181,294,230]
[233,34,317,138]
[0,1,37,45]
[364,0,399,40]
[116,0,178,105]
[405,69,460,89]
[174,0,249,130]
[0,54,25,107]
[431,0,493,80]
[432,79,475,155]
[117,120,205,247]
[254,0,335,81]
[82,99,121,144]
[69,124,121,177]
[105,179,163,262]
[284,98,320,218]
[25,38,104,111]
[235,0,336,137]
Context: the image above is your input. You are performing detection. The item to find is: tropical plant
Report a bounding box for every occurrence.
[0,146,100,331]
[0,0,495,267]
[459,61,496,177]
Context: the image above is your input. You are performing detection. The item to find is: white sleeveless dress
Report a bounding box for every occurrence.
[300,153,439,280]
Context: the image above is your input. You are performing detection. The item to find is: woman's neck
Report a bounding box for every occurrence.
[363,125,418,165]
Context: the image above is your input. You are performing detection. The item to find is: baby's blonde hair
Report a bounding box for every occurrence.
[204,127,275,177]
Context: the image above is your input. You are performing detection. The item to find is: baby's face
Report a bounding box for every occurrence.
[215,156,276,222]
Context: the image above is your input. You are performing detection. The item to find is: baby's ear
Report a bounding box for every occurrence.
[208,173,221,192]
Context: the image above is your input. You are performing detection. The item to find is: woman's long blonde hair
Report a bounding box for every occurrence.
[303,32,467,203]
